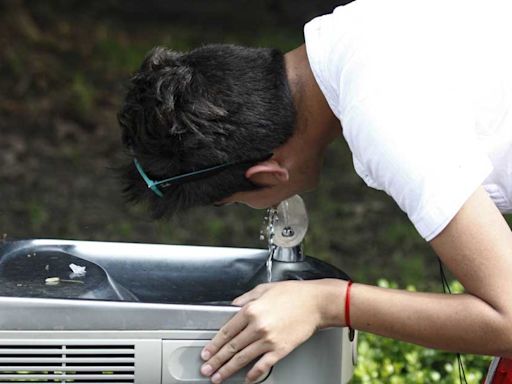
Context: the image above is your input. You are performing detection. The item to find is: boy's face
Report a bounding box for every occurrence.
[215,154,322,209]
[217,188,297,209]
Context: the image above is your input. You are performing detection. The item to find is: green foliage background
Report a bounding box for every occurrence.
[355,333,491,384]
[0,2,498,382]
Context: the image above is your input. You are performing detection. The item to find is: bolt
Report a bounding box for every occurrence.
[281,226,295,237]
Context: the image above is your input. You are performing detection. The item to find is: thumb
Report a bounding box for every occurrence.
[231,283,273,306]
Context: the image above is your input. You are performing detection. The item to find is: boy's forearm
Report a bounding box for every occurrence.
[320,279,512,357]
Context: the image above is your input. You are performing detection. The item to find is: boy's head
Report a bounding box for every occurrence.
[118,44,296,217]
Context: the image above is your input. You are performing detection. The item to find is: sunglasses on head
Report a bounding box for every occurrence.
[133,153,273,198]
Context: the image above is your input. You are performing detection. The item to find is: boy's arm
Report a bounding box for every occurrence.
[346,186,512,355]
[200,186,512,384]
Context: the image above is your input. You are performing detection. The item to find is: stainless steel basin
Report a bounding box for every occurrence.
[0,239,355,383]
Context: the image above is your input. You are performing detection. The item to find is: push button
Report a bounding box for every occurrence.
[162,340,270,383]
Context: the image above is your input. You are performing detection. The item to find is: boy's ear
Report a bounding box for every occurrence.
[245,160,289,186]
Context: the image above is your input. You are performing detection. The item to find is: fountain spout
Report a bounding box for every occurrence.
[270,195,308,263]
[272,243,305,262]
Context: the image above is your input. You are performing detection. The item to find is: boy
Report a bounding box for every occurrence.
[118,0,512,382]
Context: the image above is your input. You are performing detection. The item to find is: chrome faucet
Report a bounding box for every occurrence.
[270,195,308,263]
[271,237,304,262]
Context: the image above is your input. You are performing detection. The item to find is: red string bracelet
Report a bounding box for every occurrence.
[345,280,355,341]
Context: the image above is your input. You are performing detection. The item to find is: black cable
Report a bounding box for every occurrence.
[438,257,451,294]
[437,258,468,384]
[459,355,468,383]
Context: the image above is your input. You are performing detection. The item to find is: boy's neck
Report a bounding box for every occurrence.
[275,44,341,189]
[284,45,341,157]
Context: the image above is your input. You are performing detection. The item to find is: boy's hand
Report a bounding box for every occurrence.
[199,279,346,383]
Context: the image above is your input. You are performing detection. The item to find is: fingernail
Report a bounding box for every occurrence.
[201,364,213,376]
[211,372,222,383]
[201,349,211,360]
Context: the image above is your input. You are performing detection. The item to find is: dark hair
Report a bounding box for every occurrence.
[118,44,296,218]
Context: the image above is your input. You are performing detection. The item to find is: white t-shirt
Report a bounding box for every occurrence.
[304,0,512,241]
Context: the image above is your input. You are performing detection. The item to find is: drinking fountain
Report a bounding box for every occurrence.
[0,195,356,384]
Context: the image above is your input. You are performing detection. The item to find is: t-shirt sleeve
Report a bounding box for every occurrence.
[304,0,494,241]
[341,74,493,241]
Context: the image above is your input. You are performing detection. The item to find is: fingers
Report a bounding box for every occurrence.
[232,283,273,306]
[201,310,248,361]
[201,324,259,379]
[202,281,298,383]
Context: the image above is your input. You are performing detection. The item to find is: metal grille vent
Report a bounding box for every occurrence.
[0,344,135,383]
